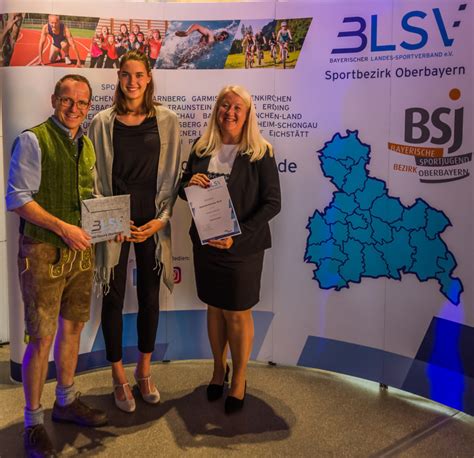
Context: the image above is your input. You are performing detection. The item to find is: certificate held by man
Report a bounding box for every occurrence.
[184,176,241,244]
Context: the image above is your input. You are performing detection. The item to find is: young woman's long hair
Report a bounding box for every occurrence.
[113,50,156,117]
[194,85,272,162]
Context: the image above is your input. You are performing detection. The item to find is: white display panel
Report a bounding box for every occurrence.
[1,0,472,415]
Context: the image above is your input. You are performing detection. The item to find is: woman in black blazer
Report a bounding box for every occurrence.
[180,85,281,413]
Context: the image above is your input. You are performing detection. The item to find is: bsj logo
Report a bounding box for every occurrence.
[405,89,463,154]
[173,267,182,284]
[331,5,466,54]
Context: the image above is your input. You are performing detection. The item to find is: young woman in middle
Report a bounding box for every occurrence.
[89,50,181,413]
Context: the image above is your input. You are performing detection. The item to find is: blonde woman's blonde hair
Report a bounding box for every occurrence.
[193,85,273,162]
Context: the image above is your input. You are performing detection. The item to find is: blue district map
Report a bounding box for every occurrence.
[304,131,463,305]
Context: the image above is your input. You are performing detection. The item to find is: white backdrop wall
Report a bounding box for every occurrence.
[1,0,473,414]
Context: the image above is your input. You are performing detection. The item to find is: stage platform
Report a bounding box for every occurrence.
[1,345,473,457]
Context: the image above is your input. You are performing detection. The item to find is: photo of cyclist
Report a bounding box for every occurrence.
[224,19,277,70]
[254,30,266,66]
[276,21,292,67]
[241,29,255,68]
[268,31,278,64]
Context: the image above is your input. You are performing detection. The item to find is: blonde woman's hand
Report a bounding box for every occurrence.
[188,173,210,188]
[207,237,233,250]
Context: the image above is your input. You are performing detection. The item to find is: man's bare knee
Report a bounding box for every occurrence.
[27,335,54,357]
[70,321,85,334]
[69,322,84,335]
[59,318,85,336]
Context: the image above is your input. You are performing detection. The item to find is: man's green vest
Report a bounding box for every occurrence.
[24,118,95,248]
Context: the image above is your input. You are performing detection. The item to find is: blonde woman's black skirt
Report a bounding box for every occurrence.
[193,247,264,311]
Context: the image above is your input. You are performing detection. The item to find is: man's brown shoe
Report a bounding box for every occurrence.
[23,424,57,458]
[51,393,108,427]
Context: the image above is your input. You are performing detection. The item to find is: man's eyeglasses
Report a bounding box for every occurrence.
[56,96,90,110]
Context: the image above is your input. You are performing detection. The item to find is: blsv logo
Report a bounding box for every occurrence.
[405,89,463,154]
[331,7,461,54]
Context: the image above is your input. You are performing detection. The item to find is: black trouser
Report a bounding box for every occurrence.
[104,56,119,68]
[91,52,105,68]
[90,55,102,68]
[101,235,161,362]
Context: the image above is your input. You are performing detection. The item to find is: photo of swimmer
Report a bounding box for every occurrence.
[156,20,238,69]
[2,13,98,67]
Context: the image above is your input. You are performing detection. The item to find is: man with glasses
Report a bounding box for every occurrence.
[6,74,107,457]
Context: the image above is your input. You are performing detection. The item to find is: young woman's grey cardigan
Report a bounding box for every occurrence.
[88,105,181,293]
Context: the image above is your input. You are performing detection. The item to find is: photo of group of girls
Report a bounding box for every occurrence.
[90,19,165,69]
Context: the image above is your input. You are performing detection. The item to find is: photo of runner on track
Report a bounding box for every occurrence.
[38,15,84,66]
[5,13,97,67]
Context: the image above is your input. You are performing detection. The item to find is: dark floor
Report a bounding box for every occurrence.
[1,345,473,457]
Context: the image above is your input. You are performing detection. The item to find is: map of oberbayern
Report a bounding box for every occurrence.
[304,131,463,305]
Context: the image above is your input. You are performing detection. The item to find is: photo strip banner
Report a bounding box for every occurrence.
[1,0,473,415]
[1,12,310,70]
